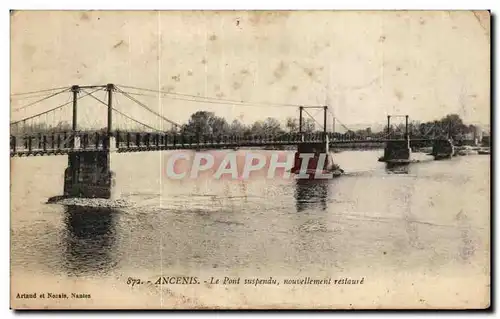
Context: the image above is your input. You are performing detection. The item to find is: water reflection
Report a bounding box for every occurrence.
[385,163,410,175]
[62,206,118,276]
[294,179,329,212]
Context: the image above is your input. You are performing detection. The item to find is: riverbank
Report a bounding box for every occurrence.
[47,195,132,208]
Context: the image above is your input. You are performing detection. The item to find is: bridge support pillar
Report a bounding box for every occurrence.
[64,151,115,199]
[291,135,342,178]
[431,139,455,160]
[379,139,411,163]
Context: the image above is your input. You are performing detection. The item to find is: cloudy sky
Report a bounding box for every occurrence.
[11,11,490,131]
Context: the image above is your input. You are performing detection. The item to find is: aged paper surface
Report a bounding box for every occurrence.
[10,10,490,309]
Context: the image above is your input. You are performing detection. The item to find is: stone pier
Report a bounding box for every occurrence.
[63,151,114,198]
[291,135,342,176]
[431,138,455,160]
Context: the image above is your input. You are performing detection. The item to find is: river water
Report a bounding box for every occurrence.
[10,150,490,309]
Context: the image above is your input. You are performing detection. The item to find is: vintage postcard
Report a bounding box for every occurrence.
[10,10,490,309]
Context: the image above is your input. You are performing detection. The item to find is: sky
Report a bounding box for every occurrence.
[10,10,490,131]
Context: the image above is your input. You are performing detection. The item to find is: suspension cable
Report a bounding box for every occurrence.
[115,88,181,127]
[116,84,320,108]
[118,90,301,109]
[327,109,351,132]
[81,89,162,132]
[10,88,102,125]
[11,88,71,112]
[302,109,324,131]
[10,86,70,97]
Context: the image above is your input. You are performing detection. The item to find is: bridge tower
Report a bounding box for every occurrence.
[292,105,341,177]
[379,115,412,163]
[63,84,115,199]
[431,120,455,160]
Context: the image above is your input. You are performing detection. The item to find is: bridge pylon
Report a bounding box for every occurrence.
[62,84,116,199]
[291,105,342,178]
[379,114,412,164]
[64,151,114,198]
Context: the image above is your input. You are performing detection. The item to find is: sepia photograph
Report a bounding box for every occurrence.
[9,10,490,309]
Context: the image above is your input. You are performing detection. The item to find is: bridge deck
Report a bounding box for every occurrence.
[9,131,443,157]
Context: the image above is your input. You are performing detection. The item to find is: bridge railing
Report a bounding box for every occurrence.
[112,131,330,149]
[10,130,377,154]
[10,131,111,154]
[11,130,428,155]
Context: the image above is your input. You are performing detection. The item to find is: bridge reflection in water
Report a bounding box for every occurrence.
[385,163,411,175]
[294,179,329,212]
[62,206,118,276]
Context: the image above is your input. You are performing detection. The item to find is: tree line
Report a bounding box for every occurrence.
[179,111,318,137]
[382,114,479,141]
[179,111,479,141]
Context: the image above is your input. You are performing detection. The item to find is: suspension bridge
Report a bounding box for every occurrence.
[10,83,457,198]
[10,83,453,156]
